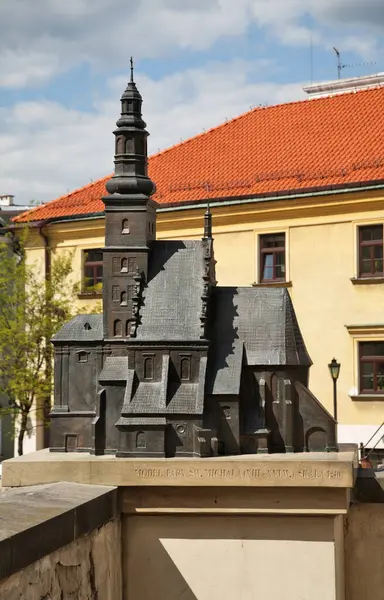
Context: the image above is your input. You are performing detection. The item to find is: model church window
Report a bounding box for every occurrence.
[359,342,384,393]
[136,431,146,448]
[127,285,135,301]
[260,234,285,282]
[126,321,132,337]
[121,258,128,272]
[77,351,89,363]
[83,249,103,292]
[120,291,128,306]
[359,225,383,277]
[114,319,122,337]
[180,357,191,381]
[122,219,130,234]
[222,406,231,420]
[128,257,136,274]
[125,138,134,153]
[116,137,124,154]
[144,356,154,380]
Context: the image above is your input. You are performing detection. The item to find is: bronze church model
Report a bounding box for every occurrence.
[49,63,337,457]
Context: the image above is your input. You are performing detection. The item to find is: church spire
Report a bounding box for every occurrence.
[102,64,157,340]
[105,58,155,198]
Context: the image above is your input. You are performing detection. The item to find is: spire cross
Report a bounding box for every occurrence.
[130,57,134,83]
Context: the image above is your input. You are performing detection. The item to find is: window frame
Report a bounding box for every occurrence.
[359,341,384,394]
[358,224,384,278]
[259,232,286,283]
[83,249,103,292]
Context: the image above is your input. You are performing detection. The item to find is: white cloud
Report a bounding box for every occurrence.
[1,0,382,204]
[0,0,383,90]
[0,60,305,204]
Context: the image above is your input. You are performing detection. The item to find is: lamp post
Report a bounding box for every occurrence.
[328,358,341,423]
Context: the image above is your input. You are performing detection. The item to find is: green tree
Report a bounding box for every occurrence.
[0,232,80,455]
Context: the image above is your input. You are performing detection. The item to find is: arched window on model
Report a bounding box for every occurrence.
[114,319,122,337]
[122,219,130,234]
[144,356,154,380]
[136,431,146,449]
[120,291,127,306]
[116,136,124,154]
[180,357,191,381]
[125,138,135,153]
[222,406,231,420]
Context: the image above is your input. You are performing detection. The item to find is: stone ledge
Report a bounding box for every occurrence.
[350,277,384,285]
[2,449,357,489]
[0,481,117,581]
[121,486,351,515]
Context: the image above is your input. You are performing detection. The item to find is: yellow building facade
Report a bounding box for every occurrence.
[22,184,384,453]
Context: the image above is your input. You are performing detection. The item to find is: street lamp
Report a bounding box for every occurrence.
[328,358,341,422]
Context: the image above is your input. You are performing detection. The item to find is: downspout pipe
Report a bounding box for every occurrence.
[6,218,53,277]
[37,223,51,281]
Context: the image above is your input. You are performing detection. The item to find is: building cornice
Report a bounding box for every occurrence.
[14,181,384,235]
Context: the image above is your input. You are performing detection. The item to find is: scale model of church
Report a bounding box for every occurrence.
[49,64,337,457]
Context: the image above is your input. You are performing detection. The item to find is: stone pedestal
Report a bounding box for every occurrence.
[2,450,357,600]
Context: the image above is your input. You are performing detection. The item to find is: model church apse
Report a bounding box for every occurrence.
[49,62,337,458]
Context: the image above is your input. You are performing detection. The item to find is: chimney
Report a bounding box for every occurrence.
[303,72,384,99]
[0,195,14,207]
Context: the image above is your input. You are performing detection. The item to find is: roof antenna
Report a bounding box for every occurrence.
[310,31,314,84]
[130,56,134,83]
[333,47,342,79]
[333,47,376,79]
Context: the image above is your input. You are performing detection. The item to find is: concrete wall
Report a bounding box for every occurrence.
[0,518,121,600]
[345,503,384,600]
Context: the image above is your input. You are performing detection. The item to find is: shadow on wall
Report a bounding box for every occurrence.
[124,515,335,600]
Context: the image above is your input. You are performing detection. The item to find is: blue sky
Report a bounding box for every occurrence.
[0,0,383,205]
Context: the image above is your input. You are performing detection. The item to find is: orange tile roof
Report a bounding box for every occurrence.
[14,85,384,223]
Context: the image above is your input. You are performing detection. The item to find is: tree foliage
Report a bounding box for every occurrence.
[0,232,82,455]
